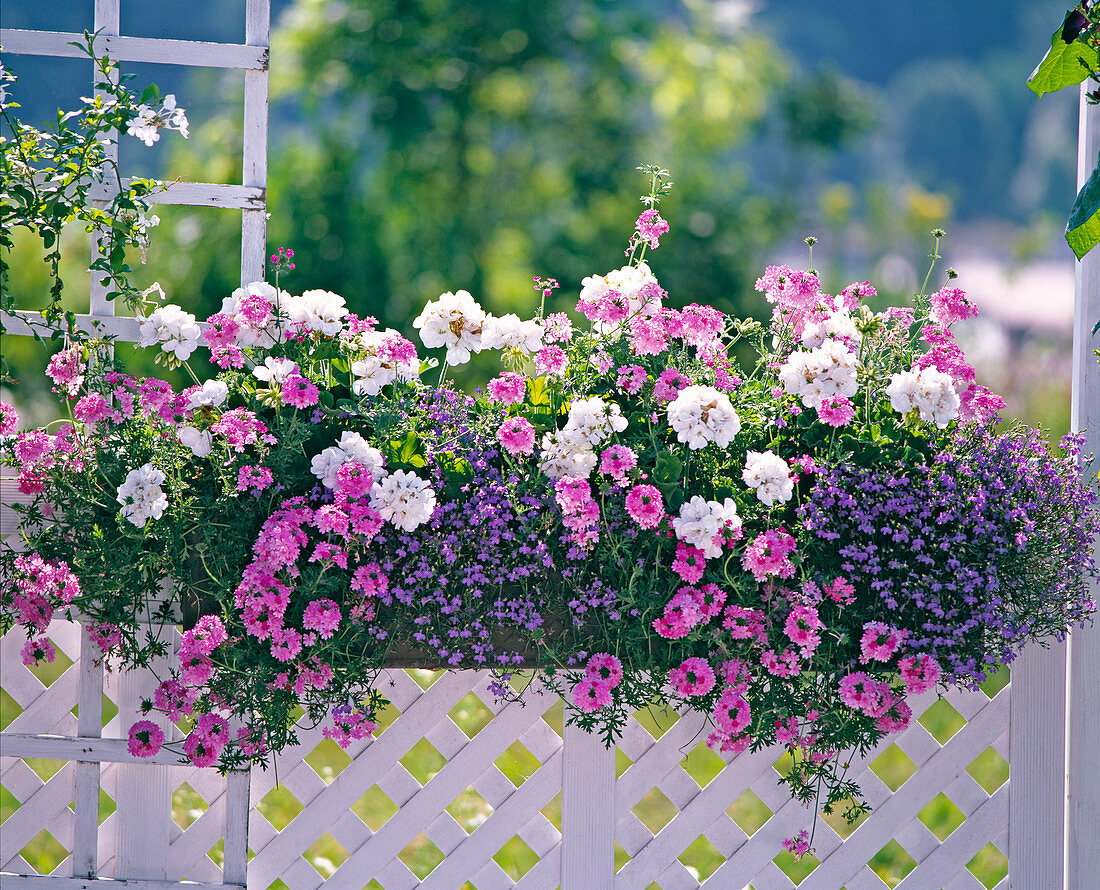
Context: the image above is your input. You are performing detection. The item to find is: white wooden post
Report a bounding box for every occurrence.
[242,0,269,286]
[1067,84,1100,890]
[561,722,615,888]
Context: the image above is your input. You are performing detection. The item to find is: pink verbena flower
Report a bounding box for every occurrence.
[824,576,856,604]
[859,621,908,663]
[783,829,812,860]
[542,312,573,343]
[302,599,341,639]
[653,368,690,403]
[692,583,726,619]
[957,384,1006,425]
[838,672,887,715]
[74,393,112,424]
[46,345,86,396]
[636,208,670,248]
[283,373,319,408]
[899,653,942,695]
[270,626,303,662]
[669,657,716,697]
[183,615,227,655]
[876,700,913,733]
[722,658,751,695]
[497,416,536,456]
[678,304,724,350]
[0,400,18,437]
[237,465,274,494]
[616,364,647,394]
[625,484,664,529]
[323,705,377,748]
[87,622,121,654]
[211,408,268,451]
[573,678,613,713]
[755,265,821,311]
[784,605,823,655]
[487,372,527,405]
[760,648,802,678]
[351,562,388,597]
[629,314,668,356]
[196,713,230,746]
[183,730,221,768]
[155,678,197,720]
[671,541,706,583]
[929,286,978,327]
[535,345,568,376]
[586,653,623,687]
[599,445,637,480]
[21,636,56,666]
[742,529,797,582]
[722,605,767,643]
[713,689,751,734]
[128,720,165,758]
[653,589,703,639]
[817,395,855,427]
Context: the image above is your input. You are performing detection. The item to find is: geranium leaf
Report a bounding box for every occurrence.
[1028,17,1098,97]
[1066,152,1100,259]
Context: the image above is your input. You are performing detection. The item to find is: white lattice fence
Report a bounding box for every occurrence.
[2,606,1015,889]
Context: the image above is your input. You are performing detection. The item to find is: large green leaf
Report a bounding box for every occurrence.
[1066,151,1100,259]
[1028,17,1098,97]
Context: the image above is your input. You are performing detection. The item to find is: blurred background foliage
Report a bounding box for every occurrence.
[1,0,1080,423]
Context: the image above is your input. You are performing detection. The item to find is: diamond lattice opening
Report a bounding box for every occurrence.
[400,738,446,785]
[918,698,966,744]
[870,838,917,885]
[493,834,539,879]
[398,832,445,879]
[917,792,966,840]
[773,846,821,884]
[614,841,632,872]
[303,830,350,877]
[494,740,540,786]
[542,698,564,737]
[446,786,494,833]
[208,838,224,869]
[372,699,401,734]
[172,781,208,829]
[678,834,725,881]
[98,789,115,825]
[0,688,23,730]
[27,759,66,781]
[258,785,304,831]
[979,666,1010,699]
[681,741,725,788]
[967,745,1009,793]
[31,640,74,687]
[870,743,918,791]
[820,797,869,839]
[541,791,563,832]
[304,737,353,783]
[615,748,633,778]
[967,841,1008,888]
[352,784,398,831]
[727,788,772,836]
[633,786,677,834]
[1,782,20,823]
[409,668,443,690]
[448,691,495,738]
[633,703,681,740]
[21,828,68,874]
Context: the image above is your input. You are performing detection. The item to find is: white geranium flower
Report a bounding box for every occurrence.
[310,431,387,489]
[886,367,960,429]
[672,496,742,558]
[481,314,544,354]
[138,304,201,361]
[178,426,212,457]
[538,433,597,480]
[561,397,628,448]
[778,337,859,410]
[412,290,487,365]
[116,463,168,527]
[289,289,348,337]
[580,262,664,334]
[370,469,437,532]
[186,380,228,411]
[351,355,397,396]
[666,385,741,450]
[742,450,794,507]
[253,357,298,384]
[801,307,861,349]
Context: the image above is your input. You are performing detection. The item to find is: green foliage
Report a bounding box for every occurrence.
[1066,149,1100,258]
[148,0,864,334]
[1027,14,1098,97]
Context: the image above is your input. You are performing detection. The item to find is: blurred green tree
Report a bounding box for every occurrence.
[151,0,871,332]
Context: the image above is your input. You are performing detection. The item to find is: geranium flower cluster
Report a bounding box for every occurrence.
[3,176,1095,843]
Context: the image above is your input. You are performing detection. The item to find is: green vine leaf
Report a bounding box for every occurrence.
[1028,17,1098,97]
[1066,151,1100,259]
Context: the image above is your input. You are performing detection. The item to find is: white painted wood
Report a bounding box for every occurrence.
[0,876,242,890]
[241,0,270,287]
[88,181,267,210]
[1068,84,1100,890]
[113,655,172,880]
[72,624,103,878]
[561,721,614,889]
[0,732,184,766]
[89,0,121,320]
[222,771,250,886]
[0,30,268,70]
[0,311,142,342]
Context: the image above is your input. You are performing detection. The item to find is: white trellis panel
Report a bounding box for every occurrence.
[0,0,271,342]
